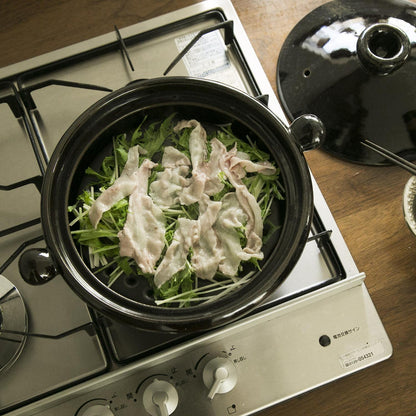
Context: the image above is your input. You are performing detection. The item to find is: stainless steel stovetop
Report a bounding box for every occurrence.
[0,1,392,415]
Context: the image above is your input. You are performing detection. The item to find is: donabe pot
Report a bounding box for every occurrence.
[19,77,324,333]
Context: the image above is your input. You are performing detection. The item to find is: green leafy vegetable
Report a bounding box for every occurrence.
[68,115,284,307]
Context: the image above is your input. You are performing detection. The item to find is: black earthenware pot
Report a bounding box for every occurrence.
[19,77,324,333]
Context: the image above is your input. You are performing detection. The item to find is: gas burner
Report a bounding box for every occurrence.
[0,274,28,373]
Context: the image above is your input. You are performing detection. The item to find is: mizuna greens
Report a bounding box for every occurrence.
[68,115,284,307]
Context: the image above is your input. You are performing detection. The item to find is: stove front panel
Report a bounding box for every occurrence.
[6,280,392,416]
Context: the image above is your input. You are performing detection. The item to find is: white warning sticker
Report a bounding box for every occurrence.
[175,30,246,90]
[339,341,385,369]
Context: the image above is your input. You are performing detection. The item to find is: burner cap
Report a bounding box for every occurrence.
[0,275,28,373]
[277,0,416,165]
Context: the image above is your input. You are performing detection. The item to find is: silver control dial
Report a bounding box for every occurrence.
[78,404,114,416]
[143,379,179,416]
[202,357,238,399]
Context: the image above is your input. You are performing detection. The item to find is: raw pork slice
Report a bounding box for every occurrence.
[154,218,198,288]
[118,190,165,274]
[89,145,143,228]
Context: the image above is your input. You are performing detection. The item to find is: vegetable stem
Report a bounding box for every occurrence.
[68,116,284,307]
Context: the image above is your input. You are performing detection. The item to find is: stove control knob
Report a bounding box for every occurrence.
[143,379,179,416]
[202,357,238,399]
[79,404,114,416]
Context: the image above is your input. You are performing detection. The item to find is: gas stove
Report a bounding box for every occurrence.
[0,1,392,415]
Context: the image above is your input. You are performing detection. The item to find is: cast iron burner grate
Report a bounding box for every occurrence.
[0,12,345,371]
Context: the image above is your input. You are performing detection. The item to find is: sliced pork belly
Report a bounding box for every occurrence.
[202,139,225,195]
[88,146,165,274]
[191,195,222,280]
[153,197,222,287]
[118,190,165,274]
[150,166,191,208]
[173,120,226,202]
[115,158,163,274]
[122,144,142,175]
[229,150,276,179]
[174,119,207,168]
[89,120,276,289]
[231,174,264,259]
[149,146,191,208]
[214,192,249,276]
[212,138,265,260]
[174,120,209,205]
[89,174,137,228]
[89,145,144,228]
[161,146,191,167]
[154,218,198,288]
[179,171,206,206]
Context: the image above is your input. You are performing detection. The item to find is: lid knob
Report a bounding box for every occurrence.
[357,23,411,75]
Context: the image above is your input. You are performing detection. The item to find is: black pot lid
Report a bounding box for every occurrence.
[277,0,416,165]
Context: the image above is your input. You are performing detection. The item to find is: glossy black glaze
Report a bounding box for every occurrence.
[277,0,416,165]
[39,77,321,333]
[19,248,58,285]
[289,114,325,151]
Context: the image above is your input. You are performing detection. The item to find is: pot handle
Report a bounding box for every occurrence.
[289,114,325,152]
[18,248,59,285]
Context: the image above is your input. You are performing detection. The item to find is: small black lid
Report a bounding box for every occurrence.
[277,0,416,165]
